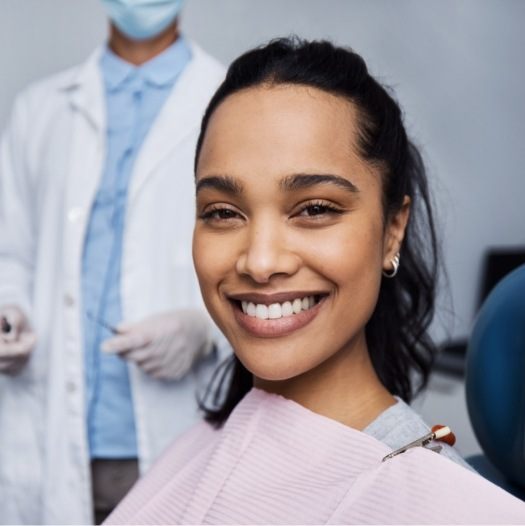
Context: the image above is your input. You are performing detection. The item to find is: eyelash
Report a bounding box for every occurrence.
[296,200,344,218]
[199,206,242,222]
[199,200,344,224]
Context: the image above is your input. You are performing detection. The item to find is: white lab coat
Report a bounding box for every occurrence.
[0,41,226,524]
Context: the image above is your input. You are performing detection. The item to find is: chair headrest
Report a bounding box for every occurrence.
[466,264,525,488]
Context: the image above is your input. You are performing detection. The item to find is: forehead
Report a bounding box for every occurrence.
[197,84,369,181]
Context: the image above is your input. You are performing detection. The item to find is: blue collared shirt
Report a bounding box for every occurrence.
[82,37,191,459]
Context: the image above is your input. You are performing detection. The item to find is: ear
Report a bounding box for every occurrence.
[382,195,410,272]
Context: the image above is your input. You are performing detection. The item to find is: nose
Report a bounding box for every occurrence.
[235,220,301,283]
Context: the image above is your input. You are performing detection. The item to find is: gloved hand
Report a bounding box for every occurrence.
[102,309,214,380]
[0,305,37,374]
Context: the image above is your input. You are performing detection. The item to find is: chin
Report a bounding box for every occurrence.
[236,347,312,383]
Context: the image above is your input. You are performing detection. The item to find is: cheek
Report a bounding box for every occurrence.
[308,220,384,283]
[193,229,234,312]
[193,231,218,298]
[310,219,385,329]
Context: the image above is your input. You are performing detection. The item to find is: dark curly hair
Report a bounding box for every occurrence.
[194,37,439,426]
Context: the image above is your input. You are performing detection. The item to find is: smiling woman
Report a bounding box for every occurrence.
[193,39,434,422]
[106,38,525,524]
[194,83,409,411]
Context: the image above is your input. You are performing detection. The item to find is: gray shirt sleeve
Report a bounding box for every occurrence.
[363,397,475,472]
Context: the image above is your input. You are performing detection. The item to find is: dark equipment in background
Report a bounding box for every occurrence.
[435,248,525,376]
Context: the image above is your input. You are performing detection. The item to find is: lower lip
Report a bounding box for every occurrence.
[231,297,326,338]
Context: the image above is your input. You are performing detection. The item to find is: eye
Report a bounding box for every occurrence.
[205,208,237,220]
[296,201,344,218]
[199,205,244,225]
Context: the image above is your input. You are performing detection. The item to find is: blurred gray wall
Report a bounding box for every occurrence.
[1,0,524,345]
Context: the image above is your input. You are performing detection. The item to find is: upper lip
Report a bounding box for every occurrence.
[226,291,329,304]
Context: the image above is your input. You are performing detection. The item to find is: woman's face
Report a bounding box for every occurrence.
[193,84,408,383]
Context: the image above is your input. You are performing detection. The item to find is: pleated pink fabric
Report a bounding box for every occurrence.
[107,388,525,524]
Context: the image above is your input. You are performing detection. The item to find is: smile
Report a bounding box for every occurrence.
[227,292,328,338]
[241,295,318,320]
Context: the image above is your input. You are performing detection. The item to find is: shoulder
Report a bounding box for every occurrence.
[14,63,83,108]
[186,40,226,87]
[364,397,474,471]
[162,40,225,123]
[7,50,100,123]
[188,40,226,75]
[106,419,218,524]
[333,442,525,524]
[154,418,218,474]
[19,68,76,102]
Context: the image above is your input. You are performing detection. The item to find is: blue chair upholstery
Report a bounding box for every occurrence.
[465,263,525,499]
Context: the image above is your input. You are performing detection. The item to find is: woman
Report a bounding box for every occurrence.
[107,38,525,524]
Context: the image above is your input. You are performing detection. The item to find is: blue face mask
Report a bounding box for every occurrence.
[100,0,185,41]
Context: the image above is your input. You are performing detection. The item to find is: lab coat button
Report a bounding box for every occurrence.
[68,207,84,222]
[66,381,76,393]
[64,294,75,307]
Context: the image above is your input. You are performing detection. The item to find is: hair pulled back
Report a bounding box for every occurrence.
[195,37,439,425]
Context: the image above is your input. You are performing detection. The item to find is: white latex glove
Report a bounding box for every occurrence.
[102,310,213,380]
[0,305,37,374]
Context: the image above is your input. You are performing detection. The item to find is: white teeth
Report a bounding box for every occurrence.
[241,295,320,320]
[268,303,282,319]
[282,301,293,317]
[255,304,269,320]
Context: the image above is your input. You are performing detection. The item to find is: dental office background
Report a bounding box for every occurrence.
[1,0,524,457]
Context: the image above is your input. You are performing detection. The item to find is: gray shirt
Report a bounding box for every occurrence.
[363,397,474,471]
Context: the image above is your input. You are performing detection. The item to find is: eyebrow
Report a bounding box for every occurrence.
[195,172,359,196]
[280,173,359,194]
[196,175,243,196]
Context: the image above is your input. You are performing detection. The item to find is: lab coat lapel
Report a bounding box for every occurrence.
[61,49,106,264]
[129,49,206,201]
[64,48,105,135]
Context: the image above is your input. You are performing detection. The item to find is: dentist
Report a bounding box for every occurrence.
[0,1,225,523]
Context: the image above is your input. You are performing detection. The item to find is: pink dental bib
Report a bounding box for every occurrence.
[107,388,525,524]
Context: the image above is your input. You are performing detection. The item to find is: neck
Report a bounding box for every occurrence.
[108,21,179,66]
[254,334,396,430]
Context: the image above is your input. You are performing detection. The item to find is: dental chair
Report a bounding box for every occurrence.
[465,263,525,500]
